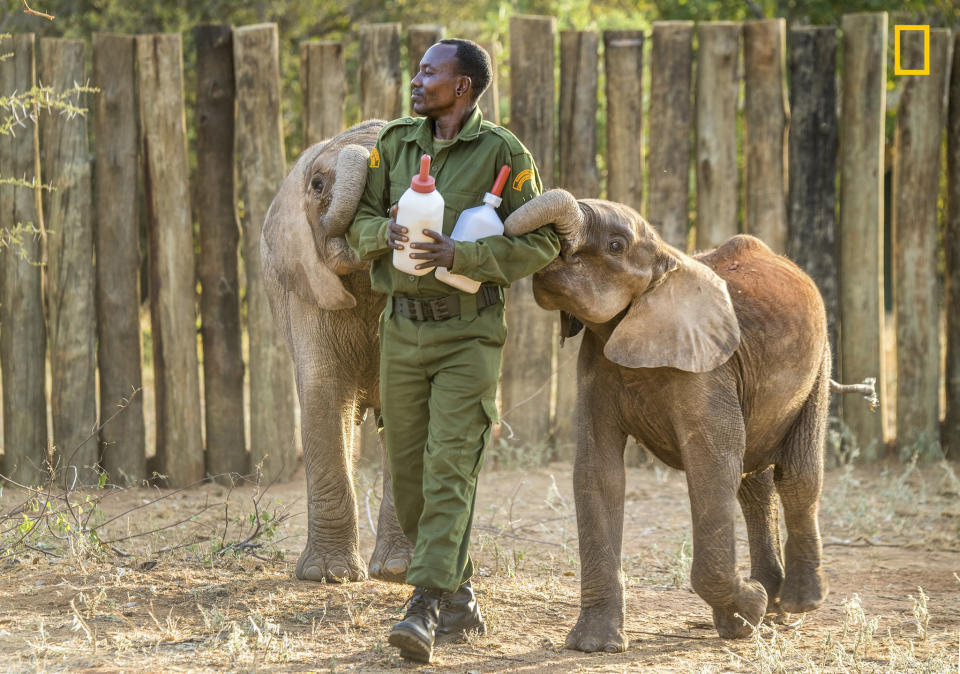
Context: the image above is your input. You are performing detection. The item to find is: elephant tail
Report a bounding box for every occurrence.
[829,377,878,410]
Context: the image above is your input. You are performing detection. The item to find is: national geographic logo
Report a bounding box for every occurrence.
[893,24,929,76]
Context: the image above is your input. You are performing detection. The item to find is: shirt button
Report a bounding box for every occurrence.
[408,275,415,281]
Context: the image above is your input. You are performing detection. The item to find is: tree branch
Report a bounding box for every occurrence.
[21,0,54,21]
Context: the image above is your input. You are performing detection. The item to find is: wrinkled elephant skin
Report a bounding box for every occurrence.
[505,192,831,647]
[261,120,413,584]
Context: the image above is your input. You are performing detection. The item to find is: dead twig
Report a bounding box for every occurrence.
[21,0,53,20]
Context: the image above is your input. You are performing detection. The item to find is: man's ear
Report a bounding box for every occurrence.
[456,75,471,98]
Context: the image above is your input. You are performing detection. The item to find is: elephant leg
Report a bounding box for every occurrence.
[369,411,414,583]
[774,358,829,614]
[295,375,367,582]
[737,468,785,621]
[683,419,766,639]
[565,409,629,653]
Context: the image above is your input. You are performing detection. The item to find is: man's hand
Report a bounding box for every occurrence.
[410,230,455,270]
[387,205,407,250]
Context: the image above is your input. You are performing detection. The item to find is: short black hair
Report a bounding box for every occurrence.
[439,38,492,102]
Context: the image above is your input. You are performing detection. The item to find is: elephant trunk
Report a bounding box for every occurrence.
[503,189,584,246]
[322,144,370,238]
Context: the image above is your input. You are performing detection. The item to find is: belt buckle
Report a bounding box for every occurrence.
[399,297,424,321]
[430,297,449,320]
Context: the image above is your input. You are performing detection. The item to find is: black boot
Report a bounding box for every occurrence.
[436,580,485,643]
[388,586,442,663]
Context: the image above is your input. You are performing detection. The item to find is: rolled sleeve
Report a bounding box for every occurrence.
[450,225,560,285]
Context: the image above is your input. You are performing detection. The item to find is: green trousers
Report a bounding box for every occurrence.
[379,295,504,592]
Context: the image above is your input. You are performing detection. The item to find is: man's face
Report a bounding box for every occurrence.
[410,43,467,117]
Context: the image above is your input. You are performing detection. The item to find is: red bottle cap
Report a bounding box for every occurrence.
[410,154,436,193]
[490,165,511,197]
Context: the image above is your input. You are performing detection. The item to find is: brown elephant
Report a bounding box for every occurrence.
[504,190,838,648]
[260,120,413,583]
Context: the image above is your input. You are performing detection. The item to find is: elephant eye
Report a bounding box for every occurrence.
[310,175,324,197]
[608,239,624,254]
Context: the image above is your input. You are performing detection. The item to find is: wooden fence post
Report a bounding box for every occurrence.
[648,21,693,250]
[946,30,960,461]
[195,25,246,481]
[358,23,403,120]
[477,40,500,124]
[695,22,741,251]
[510,15,556,186]
[39,38,98,483]
[743,19,788,253]
[0,34,47,484]
[838,13,888,458]
[554,28,600,458]
[408,25,443,81]
[136,34,204,487]
[893,28,950,453]
[787,27,840,418]
[92,33,146,483]
[504,14,556,455]
[234,24,298,482]
[300,41,345,147]
[559,30,599,198]
[604,30,643,211]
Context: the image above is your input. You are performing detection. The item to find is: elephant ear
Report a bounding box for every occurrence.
[604,259,740,372]
[260,152,360,310]
[261,201,356,310]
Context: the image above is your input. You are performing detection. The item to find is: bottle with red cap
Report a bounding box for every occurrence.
[393,154,444,276]
[435,165,511,294]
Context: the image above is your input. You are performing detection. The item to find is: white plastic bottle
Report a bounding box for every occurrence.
[393,154,444,276]
[435,165,511,293]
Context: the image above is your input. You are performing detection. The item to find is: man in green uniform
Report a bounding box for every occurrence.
[346,39,559,662]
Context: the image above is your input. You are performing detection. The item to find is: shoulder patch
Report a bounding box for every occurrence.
[512,169,533,192]
[369,147,381,168]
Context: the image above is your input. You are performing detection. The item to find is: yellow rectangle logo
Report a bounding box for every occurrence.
[894,25,929,76]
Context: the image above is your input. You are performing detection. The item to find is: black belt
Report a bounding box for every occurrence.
[393,286,501,321]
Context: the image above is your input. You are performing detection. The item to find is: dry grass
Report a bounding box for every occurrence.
[1,457,958,672]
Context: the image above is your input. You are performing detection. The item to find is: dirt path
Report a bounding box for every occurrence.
[1,459,958,671]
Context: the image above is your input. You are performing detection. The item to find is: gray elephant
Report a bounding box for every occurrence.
[504,190,838,648]
[260,120,413,583]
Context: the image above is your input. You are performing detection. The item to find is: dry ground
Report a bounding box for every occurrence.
[1,456,958,672]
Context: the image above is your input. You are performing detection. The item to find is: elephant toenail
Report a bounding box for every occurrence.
[384,558,407,574]
[329,566,349,581]
[604,643,620,653]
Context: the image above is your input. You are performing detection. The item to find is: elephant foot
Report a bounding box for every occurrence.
[780,566,827,614]
[711,579,767,639]
[762,595,791,625]
[565,609,628,653]
[368,531,414,583]
[296,545,367,583]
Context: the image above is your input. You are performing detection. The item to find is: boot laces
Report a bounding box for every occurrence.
[401,587,436,618]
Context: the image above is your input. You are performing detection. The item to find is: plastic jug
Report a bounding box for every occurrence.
[435,165,511,293]
[393,154,444,276]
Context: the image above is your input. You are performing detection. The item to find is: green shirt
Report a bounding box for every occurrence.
[346,107,560,299]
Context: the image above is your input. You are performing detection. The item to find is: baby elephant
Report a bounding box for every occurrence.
[505,190,835,648]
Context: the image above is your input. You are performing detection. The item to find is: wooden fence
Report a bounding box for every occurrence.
[1,15,958,487]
